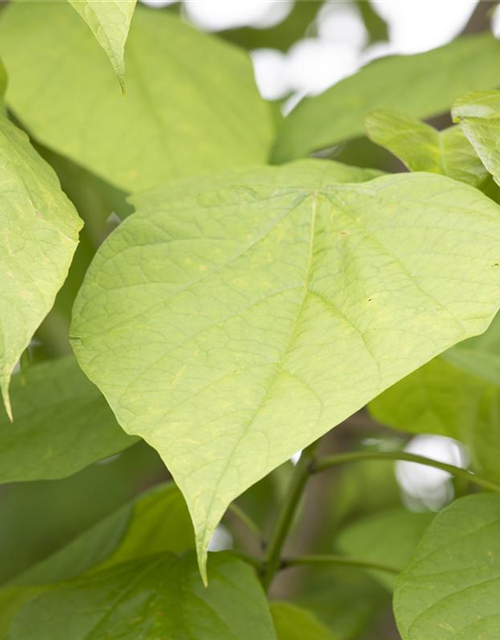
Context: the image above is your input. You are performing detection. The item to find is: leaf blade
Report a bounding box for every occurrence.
[68,0,136,90]
[0,115,82,417]
[71,160,500,578]
[453,90,500,186]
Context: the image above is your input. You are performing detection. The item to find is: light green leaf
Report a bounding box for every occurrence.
[0,1,274,193]
[370,314,500,482]
[271,602,338,640]
[272,34,500,163]
[6,552,276,640]
[337,509,433,590]
[68,0,136,91]
[71,159,500,579]
[365,109,488,187]
[0,115,82,419]
[0,357,136,483]
[453,90,500,186]
[394,494,500,640]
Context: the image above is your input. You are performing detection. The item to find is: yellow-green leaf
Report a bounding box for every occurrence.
[453,90,500,186]
[365,109,488,187]
[68,0,136,91]
[0,115,82,418]
[71,159,500,580]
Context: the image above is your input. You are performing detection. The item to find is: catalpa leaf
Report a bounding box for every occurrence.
[68,0,136,91]
[0,115,82,418]
[71,159,500,580]
[0,1,274,192]
[365,109,488,187]
[271,602,338,640]
[272,34,500,163]
[394,494,500,640]
[0,357,136,484]
[370,314,500,482]
[453,90,500,186]
[6,552,276,640]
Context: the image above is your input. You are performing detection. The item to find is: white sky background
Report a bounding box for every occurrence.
[138,0,496,509]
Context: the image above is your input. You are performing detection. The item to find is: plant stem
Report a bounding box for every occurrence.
[227,503,263,545]
[313,450,500,493]
[260,440,320,590]
[282,554,400,575]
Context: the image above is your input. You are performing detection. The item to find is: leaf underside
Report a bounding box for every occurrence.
[68,0,136,90]
[70,159,500,579]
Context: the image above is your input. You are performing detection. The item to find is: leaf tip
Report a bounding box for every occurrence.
[1,376,13,422]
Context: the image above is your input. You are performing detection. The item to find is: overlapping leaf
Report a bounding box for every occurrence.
[272,34,500,163]
[370,314,500,482]
[71,159,500,578]
[0,357,136,483]
[0,1,274,193]
[365,109,488,187]
[0,114,82,418]
[453,90,500,186]
[6,552,276,640]
[68,0,136,90]
[394,494,500,639]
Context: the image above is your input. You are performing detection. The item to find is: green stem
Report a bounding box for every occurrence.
[283,554,400,575]
[313,450,500,493]
[227,503,263,544]
[261,440,320,590]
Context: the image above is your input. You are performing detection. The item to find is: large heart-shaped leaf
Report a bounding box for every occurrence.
[68,0,136,91]
[370,314,500,482]
[0,115,82,418]
[272,34,500,163]
[71,159,500,579]
[0,357,136,484]
[0,1,274,193]
[6,552,276,640]
[394,494,500,639]
[365,109,488,187]
[453,90,500,186]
